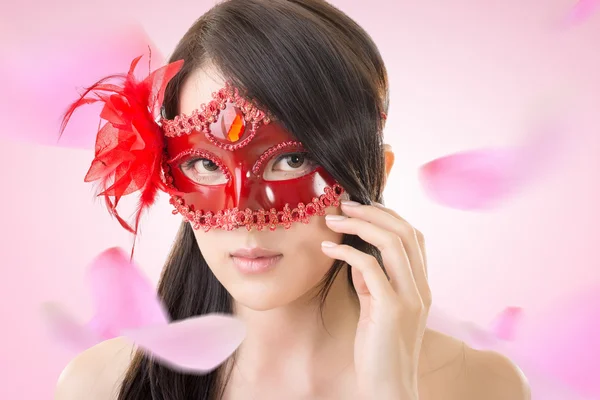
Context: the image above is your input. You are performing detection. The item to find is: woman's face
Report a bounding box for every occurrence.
[177,65,345,311]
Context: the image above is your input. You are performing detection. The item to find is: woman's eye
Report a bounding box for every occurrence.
[180,158,228,185]
[198,159,219,172]
[274,153,307,171]
[263,152,317,181]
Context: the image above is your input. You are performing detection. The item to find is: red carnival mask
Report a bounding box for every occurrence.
[160,82,344,232]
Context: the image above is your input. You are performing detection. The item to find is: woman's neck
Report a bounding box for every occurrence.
[230,265,359,387]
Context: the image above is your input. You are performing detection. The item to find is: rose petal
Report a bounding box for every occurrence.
[0,21,163,149]
[123,314,246,373]
[419,148,522,210]
[559,0,600,29]
[40,302,102,353]
[419,121,566,210]
[490,307,522,341]
[87,248,169,336]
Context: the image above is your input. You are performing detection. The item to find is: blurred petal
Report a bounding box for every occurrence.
[419,121,566,210]
[87,247,169,337]
[419,148,521,210]
[559,0,600,29]
[509,286,600,398]
[0,21,163,149]
[40,302,101,353]
[427,306,595,399]
[490,307,522,341]
[516,363,593,400]
[426,306,503,349]
[123,314,246,373]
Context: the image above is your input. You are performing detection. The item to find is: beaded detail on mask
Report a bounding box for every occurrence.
[251,140,304,175]
[168,184,344,232]
[160,82,275,152]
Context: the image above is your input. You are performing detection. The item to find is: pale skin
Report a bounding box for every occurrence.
[55,65,530,400]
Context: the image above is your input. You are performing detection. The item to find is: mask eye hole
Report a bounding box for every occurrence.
[253,141,319,181]
[170,150,230,186]
[180,158,229,185]
[262,151,318,181]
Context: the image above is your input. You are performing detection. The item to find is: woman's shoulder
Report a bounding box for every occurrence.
[55,337,135,400]
[420,329,530,400]
[461,344,530,400]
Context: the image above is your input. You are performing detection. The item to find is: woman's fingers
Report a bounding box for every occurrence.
[324,200,432,311]
[321,241,395,302]
[324,213,421,305]
[370,203,431,308]
[371,203,427,271]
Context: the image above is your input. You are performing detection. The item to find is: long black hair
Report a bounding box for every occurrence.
[118,0,389,398]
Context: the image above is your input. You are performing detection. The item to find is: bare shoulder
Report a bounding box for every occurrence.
[419,328,467,375]
[462,345,530,400]
[418,329,530,400]
[54,337,135,400]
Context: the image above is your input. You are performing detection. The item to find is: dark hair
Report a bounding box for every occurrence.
[118,0,389,398]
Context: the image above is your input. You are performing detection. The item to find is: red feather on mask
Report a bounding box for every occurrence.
[59,54,184,255]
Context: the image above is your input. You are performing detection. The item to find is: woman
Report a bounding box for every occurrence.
[55,0,530,399]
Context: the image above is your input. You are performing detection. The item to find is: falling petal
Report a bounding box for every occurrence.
[419,148,522,210]
[558,0,600,29]
[509,286,600,398]
[426,306,503,349]
[0,21,163,149]
[490,307,522,341]
[42,248,247,372]
[514,362,593,400]
[419,120,566,210]
[427,306,595,398]
[40,302,101,353]
[87,247,169,337]
[123,314,246,373]
[41,247,169,353]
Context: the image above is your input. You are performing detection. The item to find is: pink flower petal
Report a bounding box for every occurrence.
[426,306,502,349]
[419,148,521,210]
[0,21,163,149]
[40,302,102,353]
[510,286,600,397]
[87,248,169,338]
[123,314,246,373]
[419,121,566,210]
[490,307,522,341]
[559,0,600,29]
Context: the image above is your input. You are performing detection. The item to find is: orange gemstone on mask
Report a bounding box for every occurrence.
[227,113,245,142]
[213,104,246,143]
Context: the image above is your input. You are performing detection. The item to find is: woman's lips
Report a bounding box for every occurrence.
[230,247,282,274]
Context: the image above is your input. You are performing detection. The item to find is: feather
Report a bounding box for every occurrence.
[58,53,184,248]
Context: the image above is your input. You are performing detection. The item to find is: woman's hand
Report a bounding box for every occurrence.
[321,200,431,400]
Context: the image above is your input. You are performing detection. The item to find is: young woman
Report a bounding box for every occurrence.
[55,0,530,399]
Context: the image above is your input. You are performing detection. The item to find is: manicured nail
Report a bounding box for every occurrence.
[372,202,385,208]
[325,214,347,221]
[321,241,338,248]
[341,200,360,207]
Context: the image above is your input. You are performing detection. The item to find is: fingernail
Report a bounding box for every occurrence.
[321,241,338,248]
[341,200,360,207]
[325,214,346,221]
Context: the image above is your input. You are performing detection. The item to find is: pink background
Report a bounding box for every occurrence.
[1,0,599,398]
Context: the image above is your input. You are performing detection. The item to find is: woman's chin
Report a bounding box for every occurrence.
[229,288,304,311]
